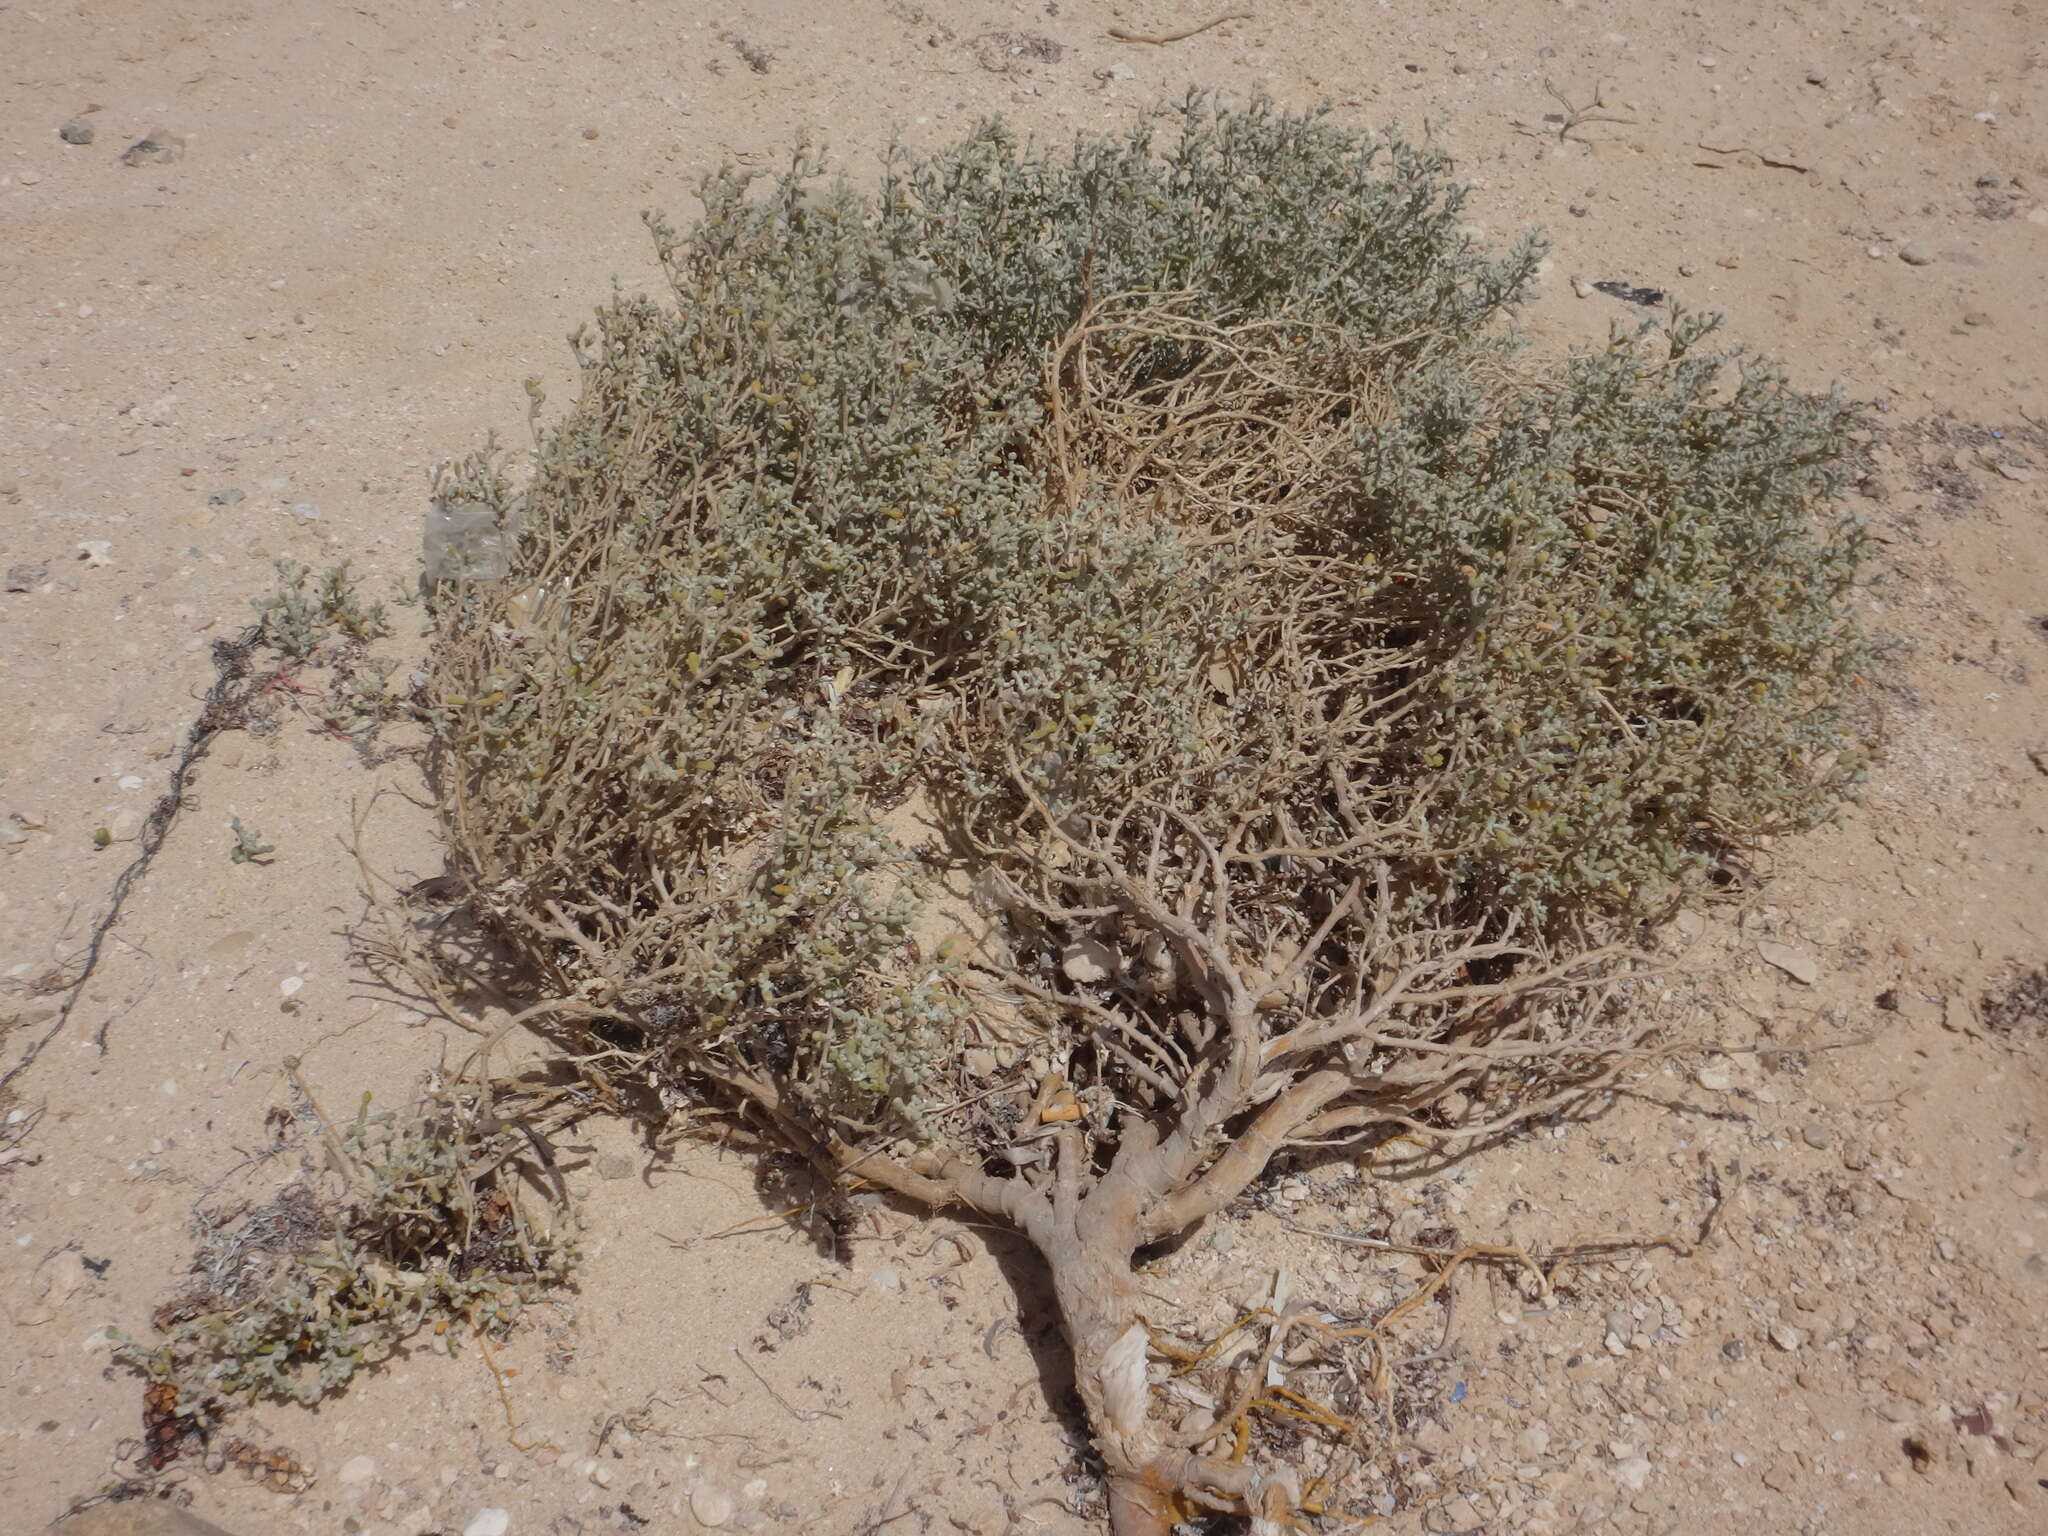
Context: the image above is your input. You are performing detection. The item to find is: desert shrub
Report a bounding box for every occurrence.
[418,94,1875,1529]
[122,1086,574,1412]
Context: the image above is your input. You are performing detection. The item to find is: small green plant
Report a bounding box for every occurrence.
[226,817,273,865]
[320,655,400,735]
[250,559,391,661]
[122,1086,574,1412]
[415,95,1880,1529]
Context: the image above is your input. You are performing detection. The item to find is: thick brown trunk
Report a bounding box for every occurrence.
[1042,1222,1295,1533]
[1036,1214,1177,1532]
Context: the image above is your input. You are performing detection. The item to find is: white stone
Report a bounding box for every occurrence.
[690,1485,735,1528]
[338,1454,376,1485]
[1060,937,1119,984]
[463,1511,510,1536]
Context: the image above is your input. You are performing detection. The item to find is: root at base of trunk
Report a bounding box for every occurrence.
[1042,1228,1301,1536]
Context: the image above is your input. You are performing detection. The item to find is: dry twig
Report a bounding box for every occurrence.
[1108,12,1254,46]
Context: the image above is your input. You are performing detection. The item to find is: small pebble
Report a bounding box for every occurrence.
[1801,1122,1834,1150]
[1769,1323,1805,1352]
[463,1511,510,1536]
[1518,1426,1551,1459]
[119,128,184,167]
[291,501,320,520]
[1804,69,1827,86]
[58,118,95,145]
[1696,1067,1733,1093]
[597,1153,635,1181]
[582,127,600,141]
[1963,311,1991,327]
[5,564,48,592]
[207,487,245,507]
[1898,243,1937,266]
[338,1455,376,1485]
[690,1485,735,1528]
[870,1267,902,1292]
[1721,1338,1745,1362]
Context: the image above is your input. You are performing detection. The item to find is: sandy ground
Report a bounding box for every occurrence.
[2,2,2045,1532]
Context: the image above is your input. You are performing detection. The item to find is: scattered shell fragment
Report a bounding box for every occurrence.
[1756,940,1818,985]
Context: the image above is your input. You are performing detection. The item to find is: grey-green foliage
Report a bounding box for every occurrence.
[226,815,274,865]
[426,93,1874,1134]
[897,103,1536,366]
[1353,306,1874,917]
[250,558,391,660]
[122,1092,574,1410]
